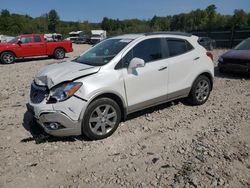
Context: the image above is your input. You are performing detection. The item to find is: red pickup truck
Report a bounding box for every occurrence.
[0,34,73,64]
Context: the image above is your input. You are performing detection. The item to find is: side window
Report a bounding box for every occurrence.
[116,38,163,69]
[133,38,163,63]
[186,41,194,51]
[167,39,193,57]
[20,37,32,44]
[34,36,42,42]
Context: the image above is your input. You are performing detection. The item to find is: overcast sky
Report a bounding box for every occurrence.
[0,0,249,22]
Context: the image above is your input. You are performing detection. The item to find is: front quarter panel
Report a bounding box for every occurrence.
[75,68,127,106]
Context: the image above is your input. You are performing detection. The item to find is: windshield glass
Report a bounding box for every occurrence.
[234,39,250,50]
[8,37,18,43]
[74,38,132,66]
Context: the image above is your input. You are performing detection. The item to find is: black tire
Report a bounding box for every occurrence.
[187,75,211,105]
[0,51,15,64]
[53,48,65,59]
[82,98,121,140]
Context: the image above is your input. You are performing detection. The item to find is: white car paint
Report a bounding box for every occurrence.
[28,32,214,137]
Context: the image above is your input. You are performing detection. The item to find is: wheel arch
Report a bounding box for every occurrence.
[0,50,17,58]
[192,72,214,91]
[54,47,66,53]
[86,92,127,121]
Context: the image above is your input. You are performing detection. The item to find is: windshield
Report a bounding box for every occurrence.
[8,37,18,43]
[234,39,250,50]
[74,38,132,66]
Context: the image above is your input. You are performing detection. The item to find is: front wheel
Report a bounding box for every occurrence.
[82,98,121,140]
[187,75,211,105]
[1,52,15,64]
[53,48,65,59]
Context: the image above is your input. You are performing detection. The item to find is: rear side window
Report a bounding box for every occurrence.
[34,36,42,42]
[167,39,193,57]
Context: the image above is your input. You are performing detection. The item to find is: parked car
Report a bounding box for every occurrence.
[218,38,250,74]
[198,37,216,50]
[44,33,63,42]
[69,31,87,44]
[90,30,107,44]
[27,32,214,140]
[0,35,15,43]
[0,34,73,64]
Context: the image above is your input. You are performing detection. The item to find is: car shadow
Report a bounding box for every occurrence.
[22,99,184,144]
[21,111,91,144]
[126,99,185,120]
[214,67,250,80]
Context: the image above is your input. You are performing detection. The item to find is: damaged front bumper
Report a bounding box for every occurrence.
[27,96,88,137]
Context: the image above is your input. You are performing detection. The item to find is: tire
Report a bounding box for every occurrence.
[187,75,211,105]
[82,98,121,140]
[1,51,15,64]
[53,48,65,59]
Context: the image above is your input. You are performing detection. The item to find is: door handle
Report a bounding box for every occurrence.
[158,66,167,71]
[193,57,200,61]
[40,44,45,46]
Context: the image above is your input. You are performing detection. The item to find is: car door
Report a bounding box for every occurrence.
[165,38,195,98]
[122,38,169,112]
[31,35,47,56]
[17,36,33,57]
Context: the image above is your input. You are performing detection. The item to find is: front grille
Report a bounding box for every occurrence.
[30,82,49,104]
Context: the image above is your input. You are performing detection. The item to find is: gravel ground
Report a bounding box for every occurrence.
[0,45,249,188]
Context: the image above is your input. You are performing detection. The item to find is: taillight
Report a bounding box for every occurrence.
[206,52,213,61]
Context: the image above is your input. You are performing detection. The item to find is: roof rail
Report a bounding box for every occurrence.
[145,32,192,37]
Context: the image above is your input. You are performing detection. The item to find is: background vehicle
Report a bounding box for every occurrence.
[28,32,214,140]
[90,30,107,44]
[198,37,216,50]
[44,33,62,42]
[0,35,15,43]
[69,31,87,44]
[0,34,73,64]
[218,38,250,74]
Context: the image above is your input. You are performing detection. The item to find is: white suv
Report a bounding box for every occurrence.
[27,32,214,140]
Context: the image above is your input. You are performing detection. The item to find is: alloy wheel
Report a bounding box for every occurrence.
[89,104,117,136]
[195,80,209,102]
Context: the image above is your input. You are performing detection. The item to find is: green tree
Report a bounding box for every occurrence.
[48,9,59,33]
[206,4,217,30]
[232,9,248,28]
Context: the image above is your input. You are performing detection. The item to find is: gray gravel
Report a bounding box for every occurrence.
[0,45,249,188]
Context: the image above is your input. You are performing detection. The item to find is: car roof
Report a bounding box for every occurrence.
[19,34,42,37]
[111,32,193,40]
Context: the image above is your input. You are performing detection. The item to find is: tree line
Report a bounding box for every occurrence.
[0,5,249,37]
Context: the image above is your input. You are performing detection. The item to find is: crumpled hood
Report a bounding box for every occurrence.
[34,61,101,89]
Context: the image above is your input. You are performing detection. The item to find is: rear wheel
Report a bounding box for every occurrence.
[82,98,121,140]
[187,75,211,105]
[53,48,65,59]
[1,52,15,64]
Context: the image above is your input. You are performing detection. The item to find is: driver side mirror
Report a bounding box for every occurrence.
[17,39,22,45]
[128,57,145,74]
